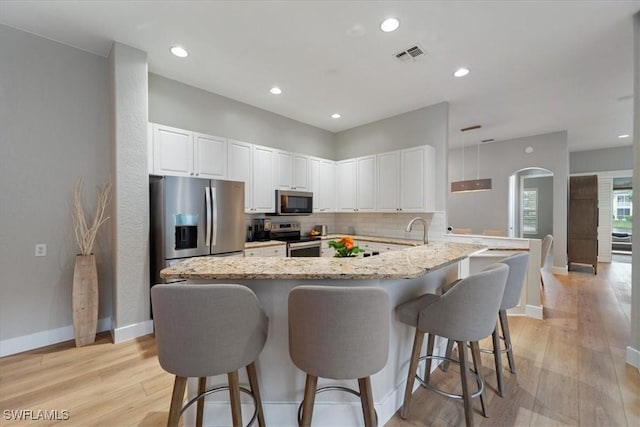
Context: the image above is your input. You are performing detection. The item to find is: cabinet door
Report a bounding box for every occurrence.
[274,150,293,190]
[319,159,335,212]
[153,124,193,176]
[252,145,276,212]
[195,133,227,179]
[292,154,310,190]
[400,146,435,212]
[356,155,376,211]
[227,140,253,211]
[377,151,400,212]
[310,157,322,211]
[336,159,357,211]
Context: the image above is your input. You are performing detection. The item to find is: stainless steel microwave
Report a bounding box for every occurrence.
[275,190,313,215]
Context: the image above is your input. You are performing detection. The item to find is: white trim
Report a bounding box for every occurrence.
[552,266,568,275]
[0,317,111,357]
[626,346,640,369]
[112,320,154,344]
[525,304,544,320]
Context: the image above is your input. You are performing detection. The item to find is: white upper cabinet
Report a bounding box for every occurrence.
[275,150,310,190]
[227,139,253,211]
[400,146,435,212]
[310,157,335,212]
[336,159,357,211]
[356,155,376,211]
[376,151,400,212]
[194,133,227,179]
[152,124,194,177]
[251,144,276,212]
[337,156,376,212]
[151,123,227,179]
[376,146,435,212]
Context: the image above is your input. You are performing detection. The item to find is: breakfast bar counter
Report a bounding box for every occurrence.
[159,241,486,427]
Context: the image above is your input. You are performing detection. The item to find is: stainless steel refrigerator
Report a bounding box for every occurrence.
[150,176,245,285]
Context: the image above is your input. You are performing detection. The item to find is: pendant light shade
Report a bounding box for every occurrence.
[451,141,493,193]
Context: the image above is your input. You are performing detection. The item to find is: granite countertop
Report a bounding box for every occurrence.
[161,241,486,281]
[245,240,287,249]
[320,234,422,246]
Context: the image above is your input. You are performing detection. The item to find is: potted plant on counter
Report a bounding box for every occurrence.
[328,236,363,257]
[72,178,111,346]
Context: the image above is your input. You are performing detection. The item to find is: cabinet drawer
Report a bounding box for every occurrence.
[244,249,262,257]
[263,245,286,258]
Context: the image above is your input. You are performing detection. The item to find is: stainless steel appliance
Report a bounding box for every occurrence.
[250,218,272,241]
[275,190,313,216]
[313,224,328,236]
[150,176,245,284]
[271,222,321,257]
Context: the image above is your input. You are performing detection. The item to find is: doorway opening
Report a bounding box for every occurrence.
[508,168,554,239]
[612,176,633,256]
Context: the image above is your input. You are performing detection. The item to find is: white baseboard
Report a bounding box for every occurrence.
[525,304,544,320]
[627,346,640,369]
[551,266,568,275]
[112,319,154,344]
[0,317,111,357]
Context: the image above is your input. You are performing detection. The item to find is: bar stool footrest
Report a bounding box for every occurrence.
[416,355,484,400]
[297,386,379,426]
[181,385,258,427]
[478,335,512,355]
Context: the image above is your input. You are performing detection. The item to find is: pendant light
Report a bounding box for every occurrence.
[451,140,492,193]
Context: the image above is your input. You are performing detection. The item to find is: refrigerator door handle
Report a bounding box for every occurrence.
[205,187,212,247]
[211,187,218,247]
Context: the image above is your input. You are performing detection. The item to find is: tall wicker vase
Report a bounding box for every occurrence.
[72,254,98,347]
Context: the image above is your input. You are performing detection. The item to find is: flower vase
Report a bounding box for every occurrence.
[72,254,98,346]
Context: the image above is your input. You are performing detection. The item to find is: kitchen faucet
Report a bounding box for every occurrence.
[406,217,428,244]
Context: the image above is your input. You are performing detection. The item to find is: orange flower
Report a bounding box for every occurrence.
[340,236,354,246]
[344,241,353,250]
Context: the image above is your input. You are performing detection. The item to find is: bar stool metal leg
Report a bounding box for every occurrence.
[424,333,435,383]
[400,329,424,419]
[246,362,266,427]
[499,310,516,374]
[470,341,488,418]
[196,377,207,427]
[358,377,376,427]
[228,371,243,427]
[167,376,187,427]
[491,321,505,397]
[457,341,475,427]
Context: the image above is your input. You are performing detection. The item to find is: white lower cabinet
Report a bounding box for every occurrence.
[244,244,286,258]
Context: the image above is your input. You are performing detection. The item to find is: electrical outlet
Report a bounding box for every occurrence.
[35,244,47,257]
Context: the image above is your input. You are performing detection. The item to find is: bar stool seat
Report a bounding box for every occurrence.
[397,263,509,427]
[151,284,268,427]
[288,286,390,427]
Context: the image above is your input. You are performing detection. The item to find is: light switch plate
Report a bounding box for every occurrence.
[35,244,47,257]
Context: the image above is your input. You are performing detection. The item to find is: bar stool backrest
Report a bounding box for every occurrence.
[151,284,268,378]
[497,252,530,310]
[417,263,509,342]
[288,286,390,380]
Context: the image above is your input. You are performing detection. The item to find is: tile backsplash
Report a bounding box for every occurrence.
[247,211,446,242]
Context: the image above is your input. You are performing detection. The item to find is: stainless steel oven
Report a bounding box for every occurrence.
[287,240,321,257]
[270,222,321,257]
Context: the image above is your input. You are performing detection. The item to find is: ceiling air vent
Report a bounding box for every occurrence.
[394,44,425,62]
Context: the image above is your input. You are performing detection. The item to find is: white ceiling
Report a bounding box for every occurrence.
[1,1,639,151]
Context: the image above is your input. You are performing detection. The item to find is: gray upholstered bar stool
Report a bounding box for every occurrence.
[488,252,529,397]
[288,286,390,427]
[151,284,268,427]
[397,263,509,427]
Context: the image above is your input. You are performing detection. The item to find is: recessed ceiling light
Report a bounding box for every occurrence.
[380,18,400,32]
[170,46,189,58]
[331,113,341,119]
[618,134,630,139]
[270,87,282,95]
[453,67,470,77]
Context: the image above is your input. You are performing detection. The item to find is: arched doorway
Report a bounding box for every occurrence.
[508,167,554,238]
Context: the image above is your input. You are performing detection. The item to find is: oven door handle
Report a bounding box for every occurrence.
[288,241,322,249]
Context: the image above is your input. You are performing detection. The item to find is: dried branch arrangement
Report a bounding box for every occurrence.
[73,178,112,255]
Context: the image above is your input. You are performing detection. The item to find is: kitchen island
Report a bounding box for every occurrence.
[160,241,485,427]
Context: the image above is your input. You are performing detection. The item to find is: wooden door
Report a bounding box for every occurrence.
[568,175,598,273]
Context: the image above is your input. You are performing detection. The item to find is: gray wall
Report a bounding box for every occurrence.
[334,102,449,211]
[149,74,336,159]
[570,145,633,173]
[0,25,111,341]
[629,10,639,367]
[448,131,569,269]
[523,175,554,239]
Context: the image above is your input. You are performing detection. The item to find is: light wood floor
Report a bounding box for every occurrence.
[1,261,638,426]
